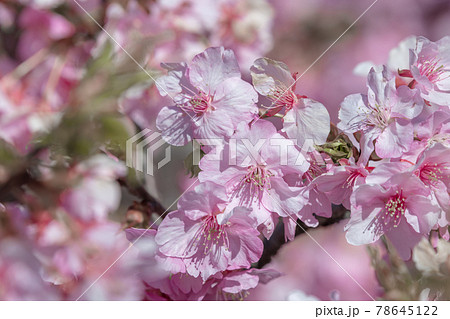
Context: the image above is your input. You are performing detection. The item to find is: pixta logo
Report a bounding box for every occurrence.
[126,129,171,176]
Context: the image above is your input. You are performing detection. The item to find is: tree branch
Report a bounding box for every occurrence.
[256,204,349,268]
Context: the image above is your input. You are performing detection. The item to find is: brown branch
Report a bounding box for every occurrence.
[118,177,166,214]
[118,177,168,229]
[256,204,349,268]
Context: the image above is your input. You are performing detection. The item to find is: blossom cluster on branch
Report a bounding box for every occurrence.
[140,35,450,298]
[0,0,449,301]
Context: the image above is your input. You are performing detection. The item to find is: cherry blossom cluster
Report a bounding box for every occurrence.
[146,36,450,297]
[335,36,450,260]
[129,47,322,297]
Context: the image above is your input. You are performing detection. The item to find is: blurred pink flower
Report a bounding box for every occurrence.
[67,222,142,301]
[0,3,14,29]
[60,155,127,222]
[0,239,60,300]
[119,85,164,131]
[0,80,47,153]
[126,206,279,301]
[126,227,209,301]
[210,0,274,70]
[17,8,75,60]
[152,0,273,69]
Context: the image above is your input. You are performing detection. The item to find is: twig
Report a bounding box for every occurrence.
[118,177,166,215]
[257,204,349,268]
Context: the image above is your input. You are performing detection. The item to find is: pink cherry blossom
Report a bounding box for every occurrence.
[156,47,258,146]
[199,120,309,237]
[345,165,441,260]
[408,36,450,106]
[155,182,263,281]
[126,227,281,301]
[202,268,282,301]
[398,109,449,163]
[145,267,281,301]
[314,158,369,210]
[338,66,424,164]
[415,110,450,149]
[126,227,214,301]
[413,143,450,224]
[251,57,330,146]
[289,151,334,228]
[146,273,211,301]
